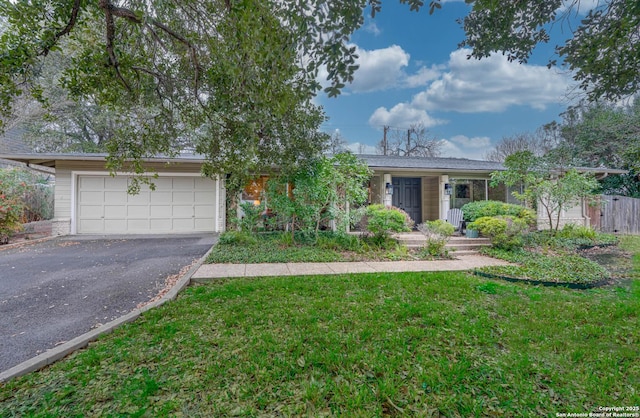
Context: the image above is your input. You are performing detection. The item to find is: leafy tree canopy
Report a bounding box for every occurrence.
[551,100,640,170]
[0,0,422,183]
[460,0,640,101]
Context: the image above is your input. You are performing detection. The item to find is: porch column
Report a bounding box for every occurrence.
[439,175,450,220]
[383,173,393,206]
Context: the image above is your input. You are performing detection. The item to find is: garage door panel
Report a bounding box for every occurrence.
[127,219,150,230]
[79,219,105,233]
[77,175,216,234]
[104,219,127,232]
[127,192,150,204]
[172,219,195,230]
[79,177,104,189]
[173,178,194,188]
[172,191,193,203]
[172,205,193,217]
[194,177,212,189]
[104,205,126,218]
[105,191,128,204]
[150,192,172,204]
[195,218,215,229]
[104,177,128,188]
[194,205,213,217]
[127,205,149,218]
[154,178,173,189]
[195,191,215,203]
[150,219,171,230]
[79,191,104,204]
[78,205,102,217]
[150,205,171,217]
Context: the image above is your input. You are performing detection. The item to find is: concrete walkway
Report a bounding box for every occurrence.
[192,254,511,281]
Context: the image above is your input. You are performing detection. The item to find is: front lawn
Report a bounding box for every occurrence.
[2,271,639,416]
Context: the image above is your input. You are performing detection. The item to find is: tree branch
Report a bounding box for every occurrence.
[98,0,202,98]
[41,0,82,56]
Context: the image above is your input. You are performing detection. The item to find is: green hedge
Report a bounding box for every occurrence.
[461,200,536,225]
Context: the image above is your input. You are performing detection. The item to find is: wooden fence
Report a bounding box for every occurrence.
[590,195,640,235]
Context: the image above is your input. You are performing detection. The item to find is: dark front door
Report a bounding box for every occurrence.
[392,177,422,225]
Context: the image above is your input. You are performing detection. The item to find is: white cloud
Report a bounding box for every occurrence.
[347,142,378,154]
[368,103,447,128]
[440,135,493,160]
[558,0,601,14]
[349,45,410,93]
[412,49,571,113]
[403,65,442,88]
[363,21,381,36]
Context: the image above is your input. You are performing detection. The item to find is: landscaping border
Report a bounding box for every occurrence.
[473,270,610,289]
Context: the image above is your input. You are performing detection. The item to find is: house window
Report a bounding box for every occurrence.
[450,179,491,209]
[242,176,269,204]
[455,184,469,199]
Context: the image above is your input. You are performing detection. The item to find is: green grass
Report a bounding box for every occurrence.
[2,272,639,416]
[620,235,640,278]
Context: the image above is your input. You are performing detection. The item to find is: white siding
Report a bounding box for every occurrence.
[54,168,72,220]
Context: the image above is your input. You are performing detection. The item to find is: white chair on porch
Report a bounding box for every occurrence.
[446,208,464,232]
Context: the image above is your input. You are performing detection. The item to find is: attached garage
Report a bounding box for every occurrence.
[0,154,226,236]
[76,175,217,234]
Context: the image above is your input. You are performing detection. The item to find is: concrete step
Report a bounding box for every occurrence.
[395,233,491,253]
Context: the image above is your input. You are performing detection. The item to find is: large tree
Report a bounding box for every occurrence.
[551,100,640,170]
[484,124,561,162]
[460,0,640,101]
[377,123,443,157]
[1,0,417,183]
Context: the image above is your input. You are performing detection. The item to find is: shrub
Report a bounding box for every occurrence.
[317,232,363,252]
[0,170,29,243]
[234,201,266,233]
[557,224,596,241]
[417,220,455,257]
[468,215,528,250]
[461,200,536,226]
[365,204,412,240]
[218,230,258,246]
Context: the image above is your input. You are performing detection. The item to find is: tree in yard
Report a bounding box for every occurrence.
[491,151,600,234]
[459,0,640,101]
[378,123,443,157]
[484,125,560,162]
[1,0,416,185]
[545,99,640,197]
[326,130,348,155]
[265,152,372,240]
[551,100,640,170]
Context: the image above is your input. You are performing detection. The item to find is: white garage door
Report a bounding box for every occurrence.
[76,175,216,234]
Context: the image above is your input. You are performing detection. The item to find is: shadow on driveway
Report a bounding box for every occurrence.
[0,234,217,373]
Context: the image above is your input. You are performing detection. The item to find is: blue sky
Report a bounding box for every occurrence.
[316,1,590,160]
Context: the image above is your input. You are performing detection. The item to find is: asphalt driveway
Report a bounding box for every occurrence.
[0,234,217,373]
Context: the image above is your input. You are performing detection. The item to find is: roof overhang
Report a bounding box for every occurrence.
[0,153,208,169]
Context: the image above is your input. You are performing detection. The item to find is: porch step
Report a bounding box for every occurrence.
[394,233,491,253]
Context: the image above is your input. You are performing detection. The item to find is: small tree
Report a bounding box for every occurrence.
[266,153,371,241]
[491,151,599,234]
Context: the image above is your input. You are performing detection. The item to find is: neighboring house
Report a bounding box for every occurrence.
[0,152,624,236]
